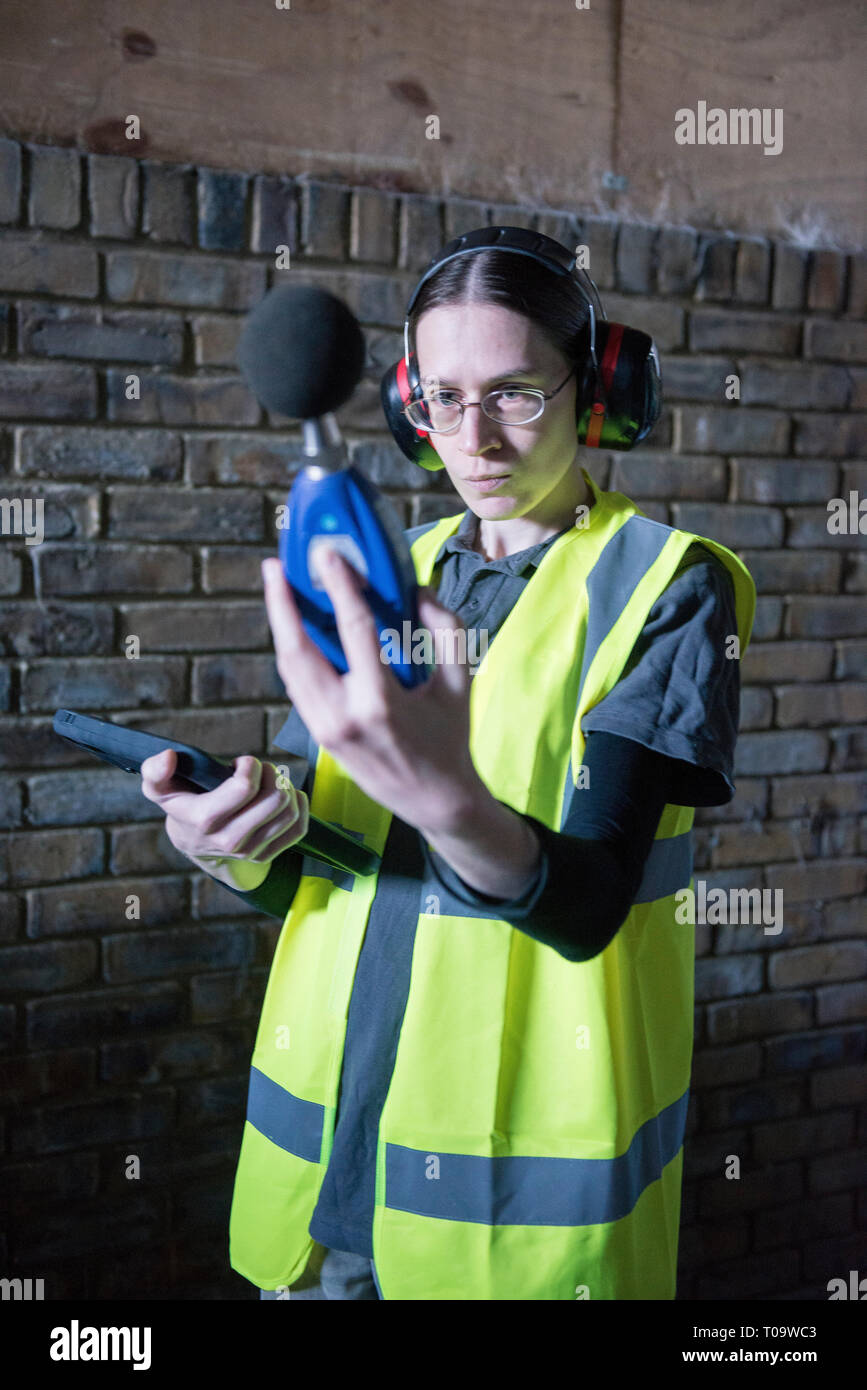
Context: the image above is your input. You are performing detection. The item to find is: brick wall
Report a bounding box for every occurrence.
[0,136,864,1300]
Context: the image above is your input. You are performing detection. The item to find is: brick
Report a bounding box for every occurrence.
[26,875,189,939]
[398,195,443,271]
[16,425,182,482]
[806,249,847,312]
[0,1149,97,1197]
[0,890,22,943]
[611,452,726,501]
[194,874,265,919]
[831,728,867,772]
[845,553,867,593]
[17,302,184,364]
[676,406,789,454]
[0,661,10,712]
[805,318,867,362]
[250,174,298,257]
[824,897,867,936]
[808,1147,867,1195]
[776,682,867,727]
[100,1025,248,1083]
[691,1042,762,1089]
[670,500,784,547]
[0,777,22,829]
[764,1025,867,1074]
[847,253,867,316]
[702,1077,802,1130]
[787,505,867,549]
[113,600,263,653]
[577,217,616,289]
[739,685,772,729]
[706,990,813,1044]
[740,360,849,409]
[0,233,98,296]
[765,857,866,904]
[34,544,193,598]
[106,369,259,427]
[689,308,800,356]
[694,953,763,1001]
[802,1231,867,1286]
[200,546,274,593]
[598,292,685,351]
[107,486,262,541]
[0,138,22,222]
[794,413,867,457]
[0,548,21,594]
[87,153,139,238]
[752,1107,852,1164]
[142,161,195,243]
[277,263,411,328]
[655,227,701,296]
[26,981,183,1047]
[3,827,104,885]
[733,238,770,303]
[739,550,841,593]
[756,1192,852,1252]
[298,178,349,258]
[836,641,867,680]
[811,1061,867,1109]
[770,942,867,991]
[705,820,806,867]
[695,1247,800,1300]
[0,939,97,993]
[656,356,736,401]
[0,604,113,659]
[696,1160,802,1219]
[190,314,243,367]
[678,1217,750,1266]
[25,769,171,827]
[615,223,656,294]
[0,363,97,419]
[185,432,305,486]
[441,198,490,245]
[0,1000,17,1047]
[174,1072,247,1127]
[750,596,783,641]
[21,654,187,712]
[190,969,265,1023]
[27,146,81,229]
[486,203,534,231]
[349,439,440,492]
[695,235,736,301]
[786,597,867,639]
[742,641,833,683]
[192,653,283,703]
[197,168,248,251]
[771,242,808,310]
[0,302,9,354]
[816,980,867,1026]
[11,1091,175,1156]
[105,250,266,309]
[109,823,191,876]
[350,187,398,265]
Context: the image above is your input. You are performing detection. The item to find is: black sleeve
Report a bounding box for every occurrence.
[422,730,683,963]
[216,846,303,921]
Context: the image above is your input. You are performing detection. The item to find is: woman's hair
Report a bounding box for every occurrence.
[408,249,593,375]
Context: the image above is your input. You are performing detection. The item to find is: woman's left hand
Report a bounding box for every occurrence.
[261,548,483,836]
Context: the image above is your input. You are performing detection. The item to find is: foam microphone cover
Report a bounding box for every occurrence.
[237,284,367,420]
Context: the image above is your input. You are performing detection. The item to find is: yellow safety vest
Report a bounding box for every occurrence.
[229,467,756,1299]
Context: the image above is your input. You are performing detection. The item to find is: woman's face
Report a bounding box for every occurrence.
[413,302,581,520]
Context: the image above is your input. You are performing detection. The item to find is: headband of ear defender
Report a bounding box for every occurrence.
[379,225,662,471]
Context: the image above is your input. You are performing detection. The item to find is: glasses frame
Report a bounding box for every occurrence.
[402,363,578,434]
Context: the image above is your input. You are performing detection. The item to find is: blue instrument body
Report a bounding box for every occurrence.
[280,464,432,689]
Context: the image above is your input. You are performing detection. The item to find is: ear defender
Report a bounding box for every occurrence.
[379,226,662,469]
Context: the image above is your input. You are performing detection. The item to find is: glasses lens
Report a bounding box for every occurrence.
[484,389,543,425]
[405,396,462,431]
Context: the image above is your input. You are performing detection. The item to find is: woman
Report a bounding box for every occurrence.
[142,231,755,1300]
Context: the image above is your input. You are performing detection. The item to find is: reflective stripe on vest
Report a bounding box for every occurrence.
[229,465,756,1299]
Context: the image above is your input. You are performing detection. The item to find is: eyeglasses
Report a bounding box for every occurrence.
[402,364,577,433]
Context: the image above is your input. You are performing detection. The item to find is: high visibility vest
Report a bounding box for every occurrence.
[229,467,756,1299]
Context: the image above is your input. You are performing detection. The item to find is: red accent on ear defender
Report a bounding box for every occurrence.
[585,322,624,447]
[397,352,432,441]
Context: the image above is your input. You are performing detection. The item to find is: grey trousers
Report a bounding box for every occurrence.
[259,1242,381,1300]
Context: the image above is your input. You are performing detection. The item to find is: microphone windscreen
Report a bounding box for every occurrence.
[237,284,366,419]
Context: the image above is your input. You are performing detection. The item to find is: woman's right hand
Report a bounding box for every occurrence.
[140,749,309,886]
